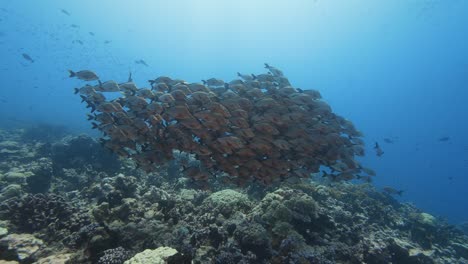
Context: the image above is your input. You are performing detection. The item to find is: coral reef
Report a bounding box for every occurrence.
[0,109,467,263]
[0,193,92,243]
[76,66,370,185]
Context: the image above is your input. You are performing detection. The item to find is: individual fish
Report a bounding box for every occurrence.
[356,175,373,183]
[70,24,80,28]
[264,63,284,77]
[128,72,133,82]
[74,85,96,95]
[135,59,149,67]
[383,138,394,144]
[22,53,34,63]
[73,39,83,45]
[104,40,112,44]
[69,70,99,81]
[97,80,120,92]
[60,9,70,16]
[89,32,95,36]
[0,96,7,103]
[374,142,384,157]
[119,82,138,95]
[237,72,255,81]
[202,78,224,87]
[438,136,450,142]
[382,186,404,196]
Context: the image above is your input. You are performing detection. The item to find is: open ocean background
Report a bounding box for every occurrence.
[0,0,467,224]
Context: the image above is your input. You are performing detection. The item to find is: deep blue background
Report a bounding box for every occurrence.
[0,0,467,223]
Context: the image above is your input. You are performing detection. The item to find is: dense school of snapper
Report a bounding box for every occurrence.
[72,64,374,185]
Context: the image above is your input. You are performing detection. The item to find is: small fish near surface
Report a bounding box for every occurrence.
[22,53,34,63]
[135,59,149,67]
[60,9,71,16]
[69,70,99,81]
[438,136,450,142]
[374,142,384,157]
[382,186,404,196]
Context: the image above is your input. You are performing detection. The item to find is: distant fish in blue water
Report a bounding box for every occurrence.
[22,53,34,63]
[382,186,404,196]
[73,39,83,45]
[135,59,149,67]
[70,24,79,28]
[374,142,384,156]
[384,138,394,143]
[438,136,450,142]
[0,96,7,103]
[89,32,95,36]
[69,70,99,81]
[104,40,112,44]
[60,9,70,16]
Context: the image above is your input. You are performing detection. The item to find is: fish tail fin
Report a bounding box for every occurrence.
[237,72,242,77]
[74,88,79,94]
[128,72,133,82]
[202,80,207,85]
[264,63,270,68]
[91,122,99,129]
[86,114,94,120]
[98,80,103,87]
[80,95,87,102]
[68,70,76,78]
[251,74,256,80]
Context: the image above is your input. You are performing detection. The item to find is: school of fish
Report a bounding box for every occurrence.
[73,64,373,185]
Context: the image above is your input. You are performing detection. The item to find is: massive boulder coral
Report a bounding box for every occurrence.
[76,65,368,184]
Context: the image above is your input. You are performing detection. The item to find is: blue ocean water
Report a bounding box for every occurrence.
[0,0,467,224]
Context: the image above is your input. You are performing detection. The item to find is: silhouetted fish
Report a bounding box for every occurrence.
[22,53,34,63]
[374,142,384,157]
[382,186,403,196]
[438,136,450,142]
[70,24,79,28]
[89,32,95,36]
[69,70,99,81]
[383,138,394,144]
[60,9,70,16]
[135,59,149,67]
[104,40,111,44]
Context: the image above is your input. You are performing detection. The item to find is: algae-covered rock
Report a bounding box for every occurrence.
[0,227,7,237]
[35,253,73,264]
[202,189,252,217]
[252,188,318,225]
[124,247,178,264]
[0,184,22,202]
[417,212,437,227]
[0,233,44,261]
